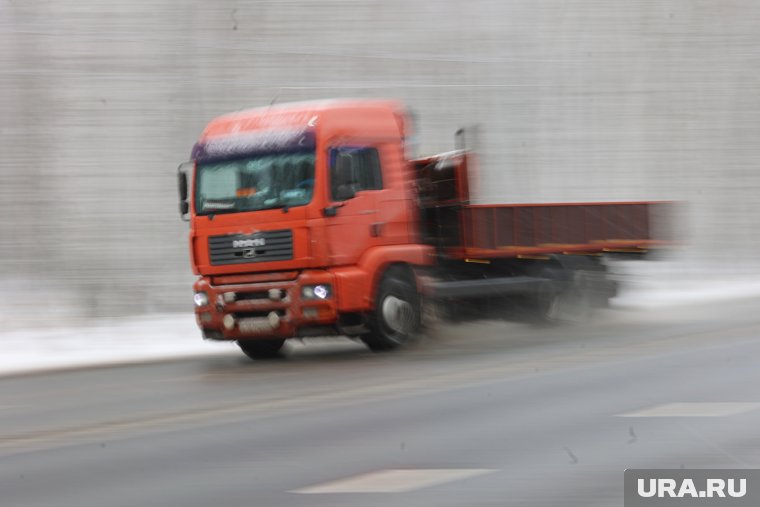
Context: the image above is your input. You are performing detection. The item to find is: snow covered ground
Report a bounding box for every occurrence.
[2,273,760,377]
[0,314,240,377]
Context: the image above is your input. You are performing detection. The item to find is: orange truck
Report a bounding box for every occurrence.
[178,99,668,359]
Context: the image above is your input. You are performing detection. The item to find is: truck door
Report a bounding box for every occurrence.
[325,145,384,265]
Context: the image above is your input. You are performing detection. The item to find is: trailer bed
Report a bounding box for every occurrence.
[414,151,671,260]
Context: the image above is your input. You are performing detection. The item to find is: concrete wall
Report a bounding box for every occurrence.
[2,0,759,319]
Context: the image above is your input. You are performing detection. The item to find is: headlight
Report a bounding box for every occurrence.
[193,291,209,307]
[302,284,332,300]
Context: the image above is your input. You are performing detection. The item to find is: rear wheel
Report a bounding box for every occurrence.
[237,338,285,360]
[536,269,593,324]
[531,257,607,324]
[361,267,421,351]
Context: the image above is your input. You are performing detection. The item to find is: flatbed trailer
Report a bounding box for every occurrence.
[414,150,669,304]
[414,150,668,253]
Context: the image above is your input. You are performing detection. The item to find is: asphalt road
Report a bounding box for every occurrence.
[2,298,760,507]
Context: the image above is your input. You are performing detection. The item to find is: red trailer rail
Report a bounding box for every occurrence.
[455,201,671,259]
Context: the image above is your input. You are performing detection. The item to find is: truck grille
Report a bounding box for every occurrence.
[208,230,293,265]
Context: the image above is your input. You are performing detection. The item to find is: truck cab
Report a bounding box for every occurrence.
[179,100,433,358]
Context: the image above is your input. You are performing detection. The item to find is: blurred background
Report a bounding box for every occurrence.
[2,0,759,323]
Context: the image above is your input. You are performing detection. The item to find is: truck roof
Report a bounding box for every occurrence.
[198,98,406,142]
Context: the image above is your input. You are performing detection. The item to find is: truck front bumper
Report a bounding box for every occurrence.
[193,270,338,341]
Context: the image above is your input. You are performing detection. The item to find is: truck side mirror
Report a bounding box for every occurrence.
[177,162,192,222]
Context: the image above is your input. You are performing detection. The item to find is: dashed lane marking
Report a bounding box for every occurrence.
[618,402,760,418]
[291,468,497,494]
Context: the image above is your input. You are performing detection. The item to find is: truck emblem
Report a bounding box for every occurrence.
[242,248,257,258]
[233,237,266,248]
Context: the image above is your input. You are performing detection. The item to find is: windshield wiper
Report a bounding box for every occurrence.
[258,203,290,213]
[201,203,293,217]
[201,207,240,218]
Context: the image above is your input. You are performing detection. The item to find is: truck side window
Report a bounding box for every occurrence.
[329,147,382,200]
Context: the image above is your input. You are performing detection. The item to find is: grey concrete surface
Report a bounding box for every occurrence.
[2,1,760,318]
[1,298,759,506]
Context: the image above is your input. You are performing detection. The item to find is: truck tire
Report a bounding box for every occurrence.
[362,268,421,351]
[531,257,607,324]
[237,338,285,360]
[536,269,594,324]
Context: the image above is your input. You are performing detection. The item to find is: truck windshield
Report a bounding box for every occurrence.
[195,151,315,215]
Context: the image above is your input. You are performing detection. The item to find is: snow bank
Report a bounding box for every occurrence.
[0,314,237,377]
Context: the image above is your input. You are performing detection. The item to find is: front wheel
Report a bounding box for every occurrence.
[361,268,421,352]
[237,338,285,360]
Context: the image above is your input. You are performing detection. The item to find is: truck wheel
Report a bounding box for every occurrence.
[535,268,596,324]
[362,268,421,351]
[237,339,285,360]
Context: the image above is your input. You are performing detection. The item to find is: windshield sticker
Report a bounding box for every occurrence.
[192,129,315,163]
[202,200,236,210]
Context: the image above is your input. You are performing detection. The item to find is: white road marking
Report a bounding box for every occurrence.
[618,402,760,418]
[291,468,497,494]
